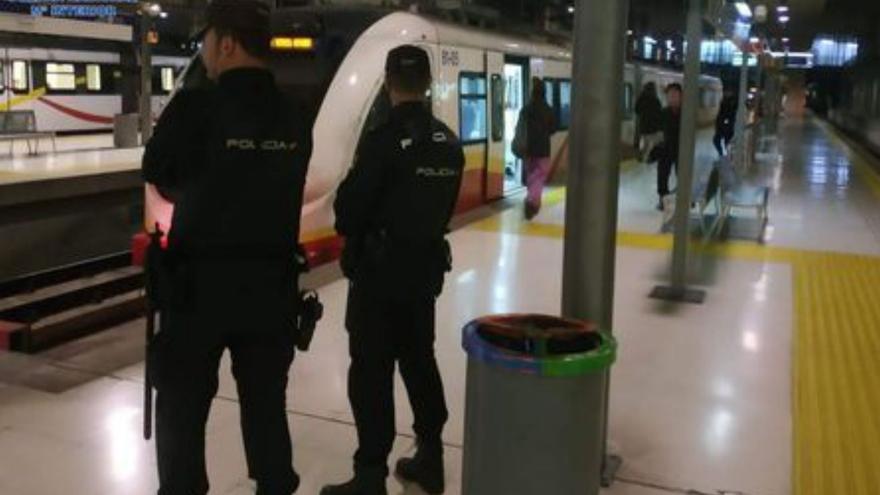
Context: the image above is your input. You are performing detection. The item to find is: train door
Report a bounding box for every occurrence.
[503,56,529,193]
[485,51,505,201]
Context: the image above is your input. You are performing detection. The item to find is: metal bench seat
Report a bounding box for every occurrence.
[0,110,57,156]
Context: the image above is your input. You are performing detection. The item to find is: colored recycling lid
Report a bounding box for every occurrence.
[462,314,616,377]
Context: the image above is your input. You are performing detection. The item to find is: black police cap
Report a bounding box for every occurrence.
[195,0,270,40]
[386,45,431,80]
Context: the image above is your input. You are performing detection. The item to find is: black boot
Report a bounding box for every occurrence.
[320,468,387,495]
[395,446,444,494]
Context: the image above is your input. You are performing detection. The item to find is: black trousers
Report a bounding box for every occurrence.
[657,152,678,197]
[345,285,449,476]
[713,127,734,156]
[150,264,299,495]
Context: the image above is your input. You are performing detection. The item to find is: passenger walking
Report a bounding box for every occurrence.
[516,77,557,220]
[635,82,664,162]
[141,1,313,494]
[714,86,738,156]
[657,83,683,210]
[322,45,464,495]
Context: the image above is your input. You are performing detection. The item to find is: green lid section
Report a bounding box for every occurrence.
[540,331,617,377]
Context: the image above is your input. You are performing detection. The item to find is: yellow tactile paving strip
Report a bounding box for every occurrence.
[471,190,880,494]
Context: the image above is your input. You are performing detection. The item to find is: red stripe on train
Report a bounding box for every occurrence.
[37,97,115,125]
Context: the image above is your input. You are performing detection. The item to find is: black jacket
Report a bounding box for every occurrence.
[520,101,557,158]
[635,91,663,134]
[142,68,313,258]
[661,107,682,158]
[334,101,465,299]
[716,95,738,133]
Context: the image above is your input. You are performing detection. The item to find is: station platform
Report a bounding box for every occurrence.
[0,135,143,281]
[0,114,879,495]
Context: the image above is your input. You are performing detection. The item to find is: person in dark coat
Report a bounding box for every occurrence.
[657,83,682,210]
[714,86,738,156]
[141,1,313,494]
[635,81,664,161]
[518,77,557,220]
[321,45,464,495]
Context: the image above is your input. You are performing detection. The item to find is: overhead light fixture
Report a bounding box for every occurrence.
[749,36,760,43]
[159,11,168,18]
[782,37,790,43]
[567,5,574,14]
[778,14,790,23]
[777,5,789,13]
[735,2,753,18]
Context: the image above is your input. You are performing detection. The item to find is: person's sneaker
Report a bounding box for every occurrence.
[395,448,445,494]
[321,471,387,495]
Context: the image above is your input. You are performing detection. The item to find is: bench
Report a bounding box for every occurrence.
[661,156,721,235]
[0,110,57,156]
[714,154,770,242]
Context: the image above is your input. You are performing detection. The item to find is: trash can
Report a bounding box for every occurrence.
[461,314,616,495]
[113,113,139,148]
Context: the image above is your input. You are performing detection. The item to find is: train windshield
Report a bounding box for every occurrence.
[179,8,388,122]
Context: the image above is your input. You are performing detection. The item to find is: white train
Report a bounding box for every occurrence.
[0,48,188,133]
[144,6,723,264]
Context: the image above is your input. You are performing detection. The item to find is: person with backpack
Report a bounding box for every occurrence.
[635,82,664,162]
[513,77,557,220]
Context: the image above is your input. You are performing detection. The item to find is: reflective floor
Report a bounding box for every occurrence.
[1,114,879,494]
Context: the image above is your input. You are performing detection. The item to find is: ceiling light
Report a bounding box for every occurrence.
[777,5,789,13]
[778,14,790,23]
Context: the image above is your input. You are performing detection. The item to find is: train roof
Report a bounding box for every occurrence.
[273,5,571,62]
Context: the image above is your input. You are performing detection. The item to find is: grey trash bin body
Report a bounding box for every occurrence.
[461,314,616,495]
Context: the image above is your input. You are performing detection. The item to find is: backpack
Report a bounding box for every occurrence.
[512,107,529,159]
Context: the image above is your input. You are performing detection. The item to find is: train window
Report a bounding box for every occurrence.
[86,64,101,91]
[46,63,75,91]
[161,67,175,93]
[491,74,505,142]
[459,73,488,143]
[558,80,572,129]
[0,62,4,93]
[11,60,28,92]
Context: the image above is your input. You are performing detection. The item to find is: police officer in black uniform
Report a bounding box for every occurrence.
[142,1,312,494]
[321,45,464,495]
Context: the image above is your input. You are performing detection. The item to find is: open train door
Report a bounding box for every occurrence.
[502,55,529,194]
[485,51,506,201]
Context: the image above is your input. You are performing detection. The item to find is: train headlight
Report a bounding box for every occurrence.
[271,37,315,51]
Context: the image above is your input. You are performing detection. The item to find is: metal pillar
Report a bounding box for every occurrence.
[649,0,706,304]
[561,0,629,486]
[139,10,153,145]
[734,51,750,165]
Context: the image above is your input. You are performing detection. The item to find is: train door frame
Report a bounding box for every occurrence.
[485,50,506,201]
[503,54,529,193]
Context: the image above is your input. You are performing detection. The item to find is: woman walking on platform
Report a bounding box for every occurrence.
[516,78,557,220]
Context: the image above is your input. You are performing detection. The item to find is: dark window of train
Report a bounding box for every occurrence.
[0,62,5,93]
[558,80,572,130]
[459,72,488,143]
[46,63,76,92]
[491,74,504,142]
[11,60,28,93]
[86,64,102,92]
